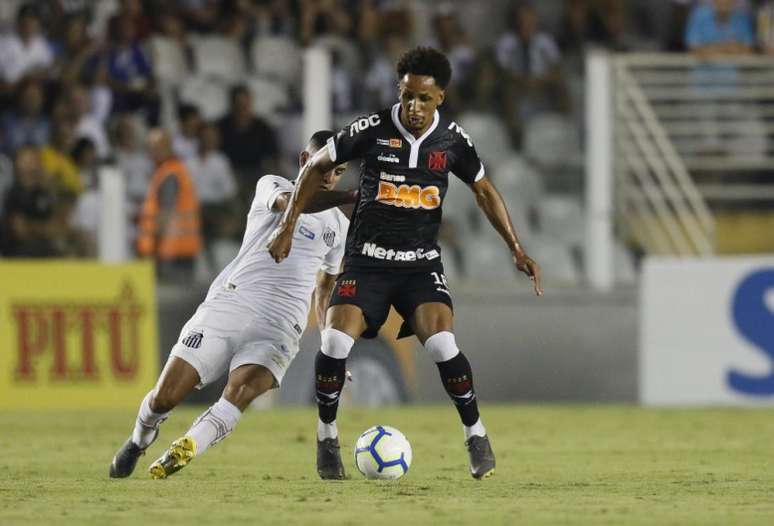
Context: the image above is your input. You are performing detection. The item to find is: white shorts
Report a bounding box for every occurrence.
[169,294,300,389]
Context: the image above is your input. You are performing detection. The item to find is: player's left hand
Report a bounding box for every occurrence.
[513,252,543,296]
[267,224,294,263]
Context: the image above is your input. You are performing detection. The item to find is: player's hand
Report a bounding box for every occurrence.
[513,251,543,296]
[267,223,294,263]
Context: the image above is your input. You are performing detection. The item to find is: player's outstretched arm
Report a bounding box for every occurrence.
[273,189,358,214]
[471,176,543,296]
[267,147,337,262]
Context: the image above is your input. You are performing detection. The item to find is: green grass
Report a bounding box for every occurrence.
[1,405,774,525]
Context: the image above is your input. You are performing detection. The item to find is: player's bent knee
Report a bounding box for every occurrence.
[321,328,355,360]
[424,331,460,363]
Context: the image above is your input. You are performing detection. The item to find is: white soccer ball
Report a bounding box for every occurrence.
[354,425,412,480]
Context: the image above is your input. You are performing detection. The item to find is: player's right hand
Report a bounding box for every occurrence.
[267,224,294,263]
[514,252,543,297]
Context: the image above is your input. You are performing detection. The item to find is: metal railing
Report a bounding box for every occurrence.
[612,53,774,255]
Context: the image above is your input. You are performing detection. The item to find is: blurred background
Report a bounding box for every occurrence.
[2,0,774,411]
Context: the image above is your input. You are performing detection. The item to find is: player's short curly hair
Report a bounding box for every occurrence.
[396,46,452,89]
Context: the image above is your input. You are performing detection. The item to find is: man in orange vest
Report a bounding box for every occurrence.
[137,129,202,281]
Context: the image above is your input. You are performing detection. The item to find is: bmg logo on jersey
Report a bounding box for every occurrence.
[376,181,441,210]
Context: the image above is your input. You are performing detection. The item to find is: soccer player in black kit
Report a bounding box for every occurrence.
[268,47,543,480]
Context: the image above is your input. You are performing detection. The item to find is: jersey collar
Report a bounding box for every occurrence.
[391,103,440,168]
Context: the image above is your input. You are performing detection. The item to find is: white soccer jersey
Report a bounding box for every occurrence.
[206,174,349,336]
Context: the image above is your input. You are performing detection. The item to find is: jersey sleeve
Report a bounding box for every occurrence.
[320,216,348,275]
[451,135,486,184]
[254,174,290,211]
[326,115,377,164]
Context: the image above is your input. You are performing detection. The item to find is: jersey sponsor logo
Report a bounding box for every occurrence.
[299,225,315,240]
[322,227,336,248]
[376,181,441,210]
[181,330,203,349]
[349,114,381,136]
[379,171,406,183]
[448,121,473,147]
[361,242,439,262]
[428,151,448,171]
[376,138,403,148]
[377,153,400,164]
[337,279,357,297]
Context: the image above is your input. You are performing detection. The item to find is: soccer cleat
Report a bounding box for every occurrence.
[466,434,496,479]
[109,436,154,478]
[317,437,346,480]
[148,436,197,479]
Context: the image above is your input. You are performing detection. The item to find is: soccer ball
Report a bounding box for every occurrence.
[354,425,412,480]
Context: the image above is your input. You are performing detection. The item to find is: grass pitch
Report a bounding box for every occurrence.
[1,405,774,525]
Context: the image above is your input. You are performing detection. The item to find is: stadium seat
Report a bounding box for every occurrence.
[523,113,581,171]
[457,112,512,168]
[493,154,544,209]
[613,242,637,285]
[536,194,585,247]
[250,35,302,84]
[191,35,246,85]
[178,76,228,120]
[245,75,289,122]
[149,36,189,87]
[530,235,580,285]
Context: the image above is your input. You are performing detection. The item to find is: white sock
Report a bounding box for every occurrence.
[185,397,242,456]
[132,391,171,449]
[464,418,487,440]
[317,418,338,440]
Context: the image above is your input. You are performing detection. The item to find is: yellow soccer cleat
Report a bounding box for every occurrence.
[149,436,197,479]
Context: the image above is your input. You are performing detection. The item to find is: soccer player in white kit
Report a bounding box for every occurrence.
[109,131,353,479]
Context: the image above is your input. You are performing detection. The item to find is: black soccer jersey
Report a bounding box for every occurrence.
[327,103,485,271]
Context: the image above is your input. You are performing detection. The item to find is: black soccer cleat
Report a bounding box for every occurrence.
[466,434,496,479]
[317,437,346,480]
[109,438,148,478]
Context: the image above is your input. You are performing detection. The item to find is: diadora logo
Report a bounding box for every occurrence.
[349,114,381,136]
[376,181,441,210]
[362,242,439,262]
[377,138,403,148]
[377,153,400,164]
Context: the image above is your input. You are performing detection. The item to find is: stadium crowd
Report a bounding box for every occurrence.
[0,0,771,280]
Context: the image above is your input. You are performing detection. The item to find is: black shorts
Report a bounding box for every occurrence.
[329,263,453,339]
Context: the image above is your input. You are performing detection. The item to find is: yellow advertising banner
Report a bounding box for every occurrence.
[0,261,158,409]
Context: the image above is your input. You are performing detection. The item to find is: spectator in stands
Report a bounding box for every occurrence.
[495,3,570,120]
[757,0,774,53]
[102,13,160,125]
[173,103,201,161]
[217,85,278,205]
[108,0,152,41]
[300,0,354,45]
[187,122,239,267]
[686,0,755,56]
[0,146,70,256]
[113,115,152,211]
[364,33,409,109]
[136,129,202,282]
[178,0,222,34]
[55,14,97,86]
[430,3,476,113]
[0,4,54,93]
[39,123,83,197]
[71,137,98,190]
[0,78,50,154]
[68,83,111,160]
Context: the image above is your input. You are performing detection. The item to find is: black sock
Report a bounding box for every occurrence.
[315,350,346,424]
[436,352,480,427]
